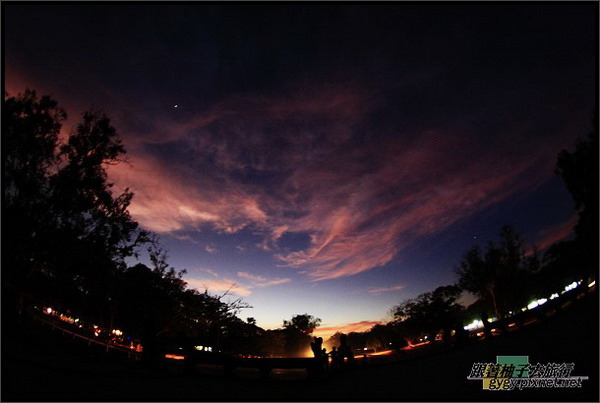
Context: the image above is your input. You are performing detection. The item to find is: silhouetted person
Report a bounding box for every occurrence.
[338,334,354,366]
[321,348,329,367]
[453,322,469,346]
[310,336,324,358]
[496,316,509,337]
[481,312,492,338]
[330,347,343,370]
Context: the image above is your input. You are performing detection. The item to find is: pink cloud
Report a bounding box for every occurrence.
[205,244,218,254]
[198,268,219,277]
[237,271,291,287]
[184,271,290,297]
[368,285,405,295]
[103,84,569,283]
[169,234,198,244]
[185,277,252,297]
[107,157,268,233]
[8,55,583,286]
[273,131,556,280]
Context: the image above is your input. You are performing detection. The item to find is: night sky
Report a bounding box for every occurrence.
[4,3,596,337]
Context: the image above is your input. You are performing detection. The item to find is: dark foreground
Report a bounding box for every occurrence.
[2,291,598,402]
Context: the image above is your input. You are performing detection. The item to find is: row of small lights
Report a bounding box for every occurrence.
[38,279,597,353]
[165,345,215,360]
[463,279,594,331]
[42,306,138,349]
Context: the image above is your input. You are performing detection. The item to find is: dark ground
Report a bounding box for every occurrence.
[2,290,598,402]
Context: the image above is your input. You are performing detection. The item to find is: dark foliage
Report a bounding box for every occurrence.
[455,226,538,318]
[2,90,258,356]
[554,110,598,279]
[392,285,464,341]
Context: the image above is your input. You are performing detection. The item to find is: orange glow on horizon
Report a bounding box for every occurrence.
[313,320,383,340]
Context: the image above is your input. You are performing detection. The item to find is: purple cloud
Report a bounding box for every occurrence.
[105,83,571,281]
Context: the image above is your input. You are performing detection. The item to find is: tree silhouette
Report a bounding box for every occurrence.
[536,240,581,296]
[281,313,321,356]
[392,285,463,341]
[555,110,598,279]
[455,226,537,319]
[257,329,286,357]
[365,324,397,350]
[48,110,148,322]
[4,90,67,318]
[3,90,265,361]
[51,111,147,262]
[4,90,148,325]
[324,331,344,351]
[283,313,322,334]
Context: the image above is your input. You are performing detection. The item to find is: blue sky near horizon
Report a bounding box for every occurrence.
[5,3,595,336]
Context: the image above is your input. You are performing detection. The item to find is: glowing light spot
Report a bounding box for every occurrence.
[549,293,559,300]
[527,298,546,310]
[463,319,484,331]
[588,280,596,288]
[165,354,185,360]
[46,307,53,314]
[564,281,578,292]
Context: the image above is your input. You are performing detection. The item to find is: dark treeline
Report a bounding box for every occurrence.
[2,90,597,360]
[3,90,240,357]
[4,90,148,324]
[2,90,326,359]
[324,109,597,351]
